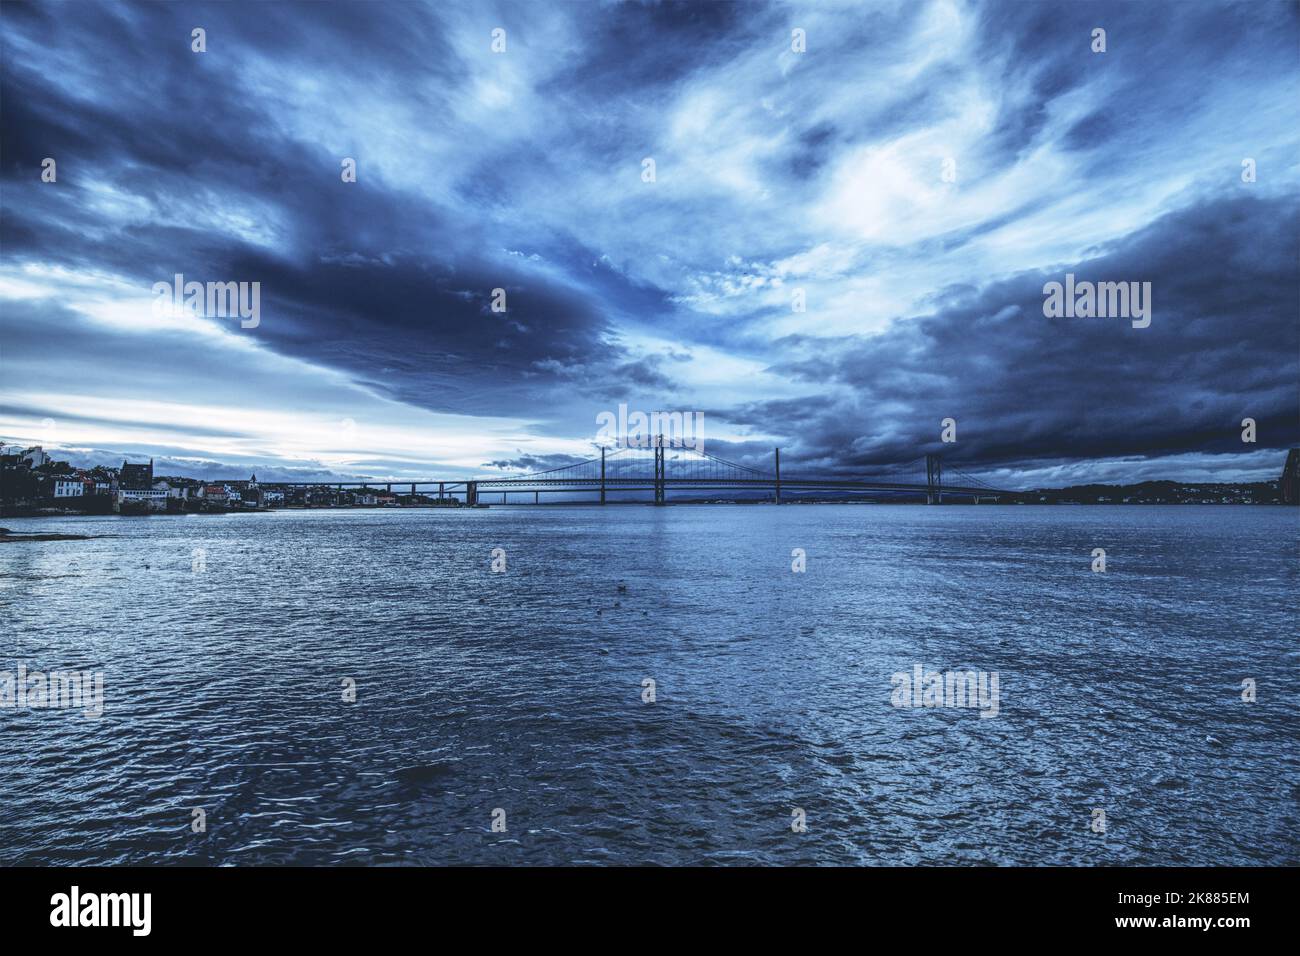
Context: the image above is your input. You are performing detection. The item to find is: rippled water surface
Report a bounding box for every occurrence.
[2,505,1297,865]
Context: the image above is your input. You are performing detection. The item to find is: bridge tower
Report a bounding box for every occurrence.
[600,446,606,505]
[653,434,666,505]
[925,454,943,505]
[1282,448,1300,505]
[466,480,477,506]
[775,447,781,504]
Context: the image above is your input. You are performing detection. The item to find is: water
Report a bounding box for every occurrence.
[1,505,1296,865]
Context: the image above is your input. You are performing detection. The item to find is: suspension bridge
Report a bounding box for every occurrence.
[265,440,1011,505]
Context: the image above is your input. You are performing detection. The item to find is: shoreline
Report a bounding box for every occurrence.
[1,499,1294,522]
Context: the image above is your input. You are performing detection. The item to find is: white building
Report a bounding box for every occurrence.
[117,487,169,511]
[153,480,192,499]
[53,478,85,498]
[22,446,50,467]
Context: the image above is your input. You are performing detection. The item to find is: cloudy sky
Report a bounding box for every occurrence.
[2,0,1297,486]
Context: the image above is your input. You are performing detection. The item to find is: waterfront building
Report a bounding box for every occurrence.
[117,458,167,512]
[53,478,85,498]
[201,485,228,503]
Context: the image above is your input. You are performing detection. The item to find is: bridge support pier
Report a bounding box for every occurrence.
[466,481,477,506]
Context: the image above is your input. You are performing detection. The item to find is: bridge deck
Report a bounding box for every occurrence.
[256,477,1004,496]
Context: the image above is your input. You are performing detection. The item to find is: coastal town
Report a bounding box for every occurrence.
[0,444,466,516]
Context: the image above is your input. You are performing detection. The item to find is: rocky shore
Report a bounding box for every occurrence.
[0,527,95,543]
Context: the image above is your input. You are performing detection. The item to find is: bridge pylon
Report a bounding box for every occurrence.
[925,454,943,504]
[775,447,781,504]
[653,434,665,505]
[1282,448,1300,505]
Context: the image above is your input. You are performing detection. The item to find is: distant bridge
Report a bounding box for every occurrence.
[263,441,1011,505]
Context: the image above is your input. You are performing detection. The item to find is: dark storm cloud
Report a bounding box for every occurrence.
[483,452,589,473]
[0,0,663,416]
[552,0,755,92]
[972,0,1297,165]
[741,194,1299,475]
